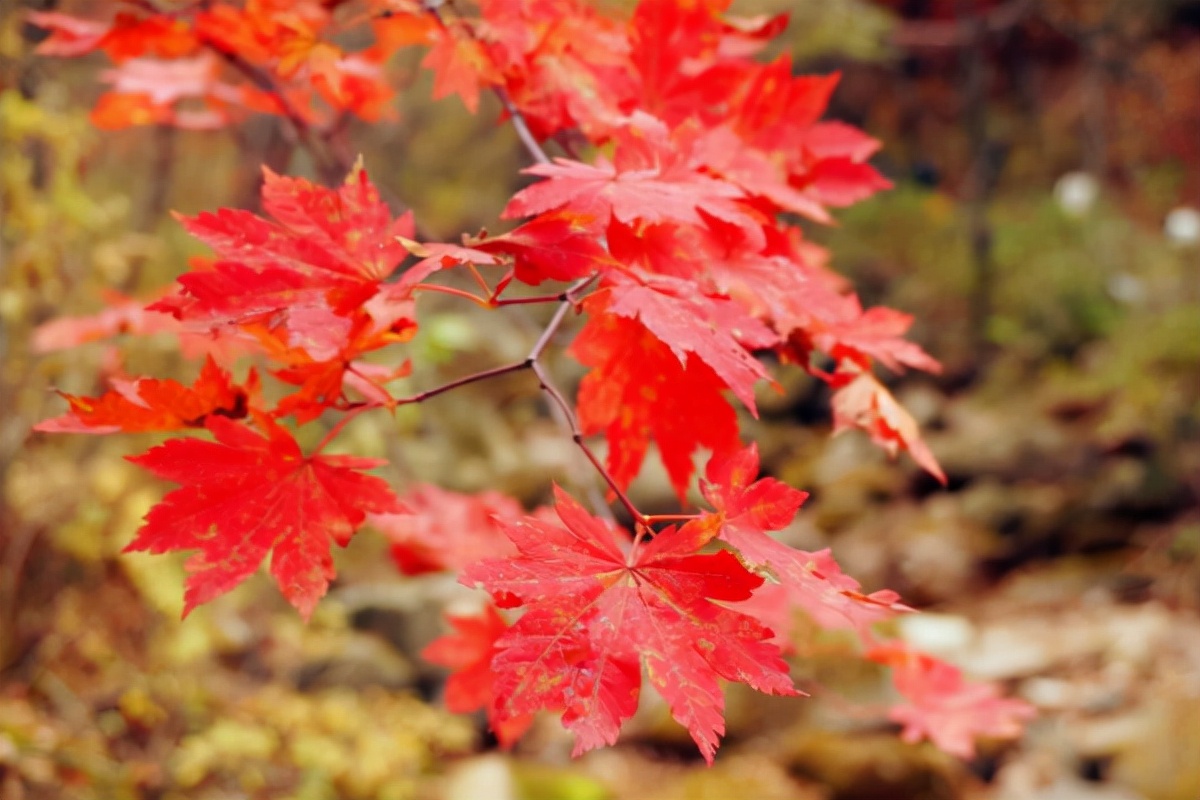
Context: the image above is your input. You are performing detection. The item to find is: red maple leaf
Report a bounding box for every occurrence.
[503,114,762,244]
[368,484,521,575]
[830,370,946,483]
[36,356,251,435]
[421,605,534,747]
[867,642,1036,759]
[594,271,778,412]
[29,11,198,61]
[809,299,942,375]
[126,414,403,619]
[571,311,742,500]
[471,211,615,285]
[32,289,182,352]
[160,163,415,330]
[700,445,911,636]
[462,487,797,763]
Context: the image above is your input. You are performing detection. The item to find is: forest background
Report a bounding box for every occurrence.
[1,0,1199,799]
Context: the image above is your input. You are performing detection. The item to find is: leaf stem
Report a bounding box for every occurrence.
[412,282,491,307]
[313,403,372,454]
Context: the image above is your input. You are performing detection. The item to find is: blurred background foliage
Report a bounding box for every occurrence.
[2,0,1200,798]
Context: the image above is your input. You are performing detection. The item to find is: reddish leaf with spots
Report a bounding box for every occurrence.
[126,415,402,619]
[462,487,798,763]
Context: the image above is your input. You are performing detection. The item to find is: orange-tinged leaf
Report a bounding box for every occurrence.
[462,487,797,763]
[831,370,946,483]
[126,415,403,619]
[36,357,251,435]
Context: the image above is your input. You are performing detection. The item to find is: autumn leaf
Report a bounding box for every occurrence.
[867,642,1037,759]
[571,310,742,500]
[422,605,534,748]
[29,11,198,60]
[830,370,946,483]
[31,289,182,353]
[126,415,403,619]
[36,356,251,435]
[161,162,416,329]
[700,445,911,636]
[369,485,521,575]
[595,271,778,412]
[809,299,942,375]
[503,114,762,244]
[471,211,615,286]
[462,487,797,763]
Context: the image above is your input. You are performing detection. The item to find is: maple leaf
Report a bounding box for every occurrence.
[808,299,942,375]
[594,271,778,412]
[462,487,797,763]
[571,311,742,500]
[127,415,403,619]
[471,211,615,286]
[36,356,251,435]
[799,157,893,209]
[368,484,521,575]
[830,370,946,483]
[503,114,762,245]
[422,605,534,747]
[868,642,1036,759]
[162,163,416,331]
[700,445,910,636]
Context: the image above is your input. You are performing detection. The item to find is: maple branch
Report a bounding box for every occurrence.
[530,360,642,525]
[495,88,552,166]
[367,274,631,521]
[393,361,530,406]
[494,291,580,307]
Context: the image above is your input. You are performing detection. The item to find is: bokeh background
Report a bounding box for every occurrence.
[2,1,1199,798]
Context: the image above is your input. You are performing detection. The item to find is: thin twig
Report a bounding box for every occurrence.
[314,275,632,523]
[531,360,642,525]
